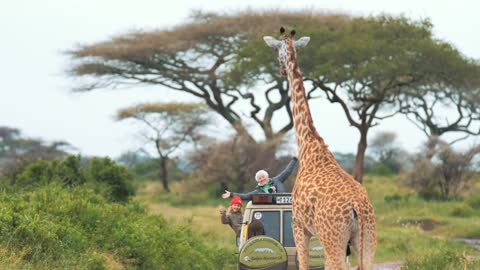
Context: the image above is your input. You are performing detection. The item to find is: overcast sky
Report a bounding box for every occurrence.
[1,0,479,158]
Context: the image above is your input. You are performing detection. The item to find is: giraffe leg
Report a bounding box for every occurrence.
[322,232,349,270]
[361,222,376,270]
[293,221,311,270]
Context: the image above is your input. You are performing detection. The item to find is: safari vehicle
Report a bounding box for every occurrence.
[237,193,332,270]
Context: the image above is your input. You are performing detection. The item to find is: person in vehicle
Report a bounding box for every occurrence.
[247,220,265,239]
[221,152,298,200]
[220,195,244,245]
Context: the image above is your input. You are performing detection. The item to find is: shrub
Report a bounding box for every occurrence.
[404,139,480,201]
[384,193,402,203]
[450,204,475,218]
[15,155,134,202]
[467,195,480,209]
[85,157,135,202]
[368,163,395,176]
[384,193,412,210]
[0,185,233,269]
[15,159,57,188]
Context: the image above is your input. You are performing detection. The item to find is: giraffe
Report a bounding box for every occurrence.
[263,28,376,270]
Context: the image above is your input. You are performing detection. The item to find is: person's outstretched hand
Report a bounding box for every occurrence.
[293,149,298,158]
[222,190,231,199]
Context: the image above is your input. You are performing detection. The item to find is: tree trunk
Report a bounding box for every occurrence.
[353,131,368,183]
[425,135,439,160]
[159,157,170,192]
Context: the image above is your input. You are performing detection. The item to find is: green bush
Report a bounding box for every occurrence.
[467,194,480,209]
[367,163,395,176]
[85,157,134,202]
[450,204,476,218]
[131,158,160,180]
[0,185,232,269]
[383,193,412,210]
[15,155,134,202]
[15,159,56,188]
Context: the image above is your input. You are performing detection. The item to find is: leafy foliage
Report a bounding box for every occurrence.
[85,157,135,202]
[450,204,476,218]
[15,155,134,202]
[235,14,480,182]
[0,185,233,269]
[69,11,480,182]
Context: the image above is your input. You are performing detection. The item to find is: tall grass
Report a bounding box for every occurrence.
[0,184,234,269]
[138,176,480,268]
[402,249,480,269]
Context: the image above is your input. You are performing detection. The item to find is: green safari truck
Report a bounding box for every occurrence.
[237,193,338,270]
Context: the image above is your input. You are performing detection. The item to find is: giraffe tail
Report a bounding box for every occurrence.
[353,202,365,270]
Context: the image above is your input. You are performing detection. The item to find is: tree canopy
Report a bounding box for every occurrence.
[69,11,351,143]
[234,14,480,181]
[69,11,480,182]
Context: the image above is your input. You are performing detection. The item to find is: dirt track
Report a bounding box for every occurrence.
[373,261,402,269]
[350,261,402,270]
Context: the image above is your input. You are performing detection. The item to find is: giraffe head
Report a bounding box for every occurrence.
[263,27,310,76]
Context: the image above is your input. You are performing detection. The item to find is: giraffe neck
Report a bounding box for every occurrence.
[285,39,335,163]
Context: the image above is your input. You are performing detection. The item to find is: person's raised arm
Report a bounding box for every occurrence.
[222,190,231,199]
[219,205,230,224]
[222,189,261,201]
[272,151,298,183]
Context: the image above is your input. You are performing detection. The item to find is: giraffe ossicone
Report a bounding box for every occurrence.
[263,28,376,270]
[263,36,311,49]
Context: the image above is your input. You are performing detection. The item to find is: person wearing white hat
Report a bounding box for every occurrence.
[222,151,298,200]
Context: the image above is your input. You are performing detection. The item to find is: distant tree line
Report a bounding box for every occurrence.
[0,126,134,202]
[2,122,478,202]
[0,127,70,182]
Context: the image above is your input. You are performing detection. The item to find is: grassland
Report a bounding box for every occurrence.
[135,175,480,269]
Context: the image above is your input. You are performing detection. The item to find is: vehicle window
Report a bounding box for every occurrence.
[251,211,280,241]
[283,211,295,247]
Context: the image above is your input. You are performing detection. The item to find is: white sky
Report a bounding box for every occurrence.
[1,0,479,158]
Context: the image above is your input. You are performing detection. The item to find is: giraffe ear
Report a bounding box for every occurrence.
[294,37,310,49]
[263,36,282,49]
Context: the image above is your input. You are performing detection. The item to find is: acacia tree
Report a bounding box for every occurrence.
[69,11,480,183]
[68,12,351,154]
[116,102,209,192]
[233,15,480,182]
[306,16,478,182]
